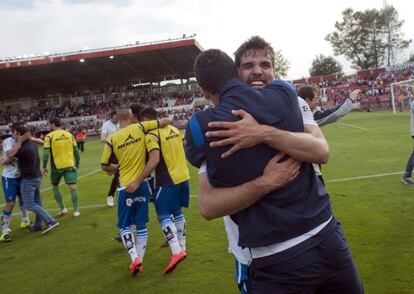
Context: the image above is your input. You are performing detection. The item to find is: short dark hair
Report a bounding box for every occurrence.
[234,36,275,68]
[194,49,237,95]
[110,111,117,118]
[49,118,62,127]
[130,103,145,121]
[140,106,158,120]
[297,85,317,100]
[12,121,29,135]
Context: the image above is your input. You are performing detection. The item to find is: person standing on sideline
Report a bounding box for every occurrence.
[75,128,87,153]
[141,106,189,273]
[101,111,119,207]
[43,118,81,217]
[6,122,59,235]
[401,99,414,184]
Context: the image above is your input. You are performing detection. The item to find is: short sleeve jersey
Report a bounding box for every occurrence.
[44,130,77,169]
[2,137,20,178]
[298,97,317,126]
[100,121,159,187]
[145,125,190,186]
[101,120,119,137]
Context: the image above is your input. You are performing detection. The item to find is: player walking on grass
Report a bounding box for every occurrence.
[401,99,414,184]
[141,106,189,273]
[6,122,59,235]
[43,118,81,217]
[101,106,171,275]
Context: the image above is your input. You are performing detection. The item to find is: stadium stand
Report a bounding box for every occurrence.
[1,36,414,136]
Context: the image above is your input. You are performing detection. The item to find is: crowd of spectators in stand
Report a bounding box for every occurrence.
[307,61,414,111]
[1,61,414,134]
[0,91,201,126]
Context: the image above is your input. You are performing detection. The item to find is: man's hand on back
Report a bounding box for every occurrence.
[206,109,265,158]
[258,153,302,194]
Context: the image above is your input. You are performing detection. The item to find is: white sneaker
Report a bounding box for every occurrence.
[401,177,414,185]
[73,211,80,217]
[107,196,115,207]
[57,208,68,217]
[41,221,59,235]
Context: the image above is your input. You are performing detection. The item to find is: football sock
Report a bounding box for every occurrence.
[160,216,181,255]
[70,189,79,211]
[52,187,65,210]
[135,226,148,261]
[1,210,11,234]
[121,228,138,262]
[174,211,186,251]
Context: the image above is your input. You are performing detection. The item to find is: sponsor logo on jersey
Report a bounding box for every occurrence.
[126,198,133,206]
[166,128,180,140]
[117,134,141,149]
[55,133,69,141]
[125,196,146,206]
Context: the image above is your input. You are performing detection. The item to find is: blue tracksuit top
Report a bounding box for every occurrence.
[186,78,333,248]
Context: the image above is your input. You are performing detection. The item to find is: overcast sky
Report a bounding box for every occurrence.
[1,0,413,79]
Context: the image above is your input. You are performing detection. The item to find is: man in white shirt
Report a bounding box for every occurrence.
[1,133,32,242]
[100,111,119,206]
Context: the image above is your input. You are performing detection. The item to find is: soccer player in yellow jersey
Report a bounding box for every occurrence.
[43,118,81,217]
[141,106,190,274]
[100,105,171,276]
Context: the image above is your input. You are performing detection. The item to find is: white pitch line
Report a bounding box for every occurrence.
[0,169,102,209]
[336,122,370,131]
[325,171,404,183]
[40,168,102,193]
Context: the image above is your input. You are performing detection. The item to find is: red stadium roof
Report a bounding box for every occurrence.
[0,38,203,99]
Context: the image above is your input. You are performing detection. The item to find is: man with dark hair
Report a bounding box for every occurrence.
[1,123,45,241]
[194,49,238,95]
[6,122,59,235]
[297,85,358,184]
[101,111,119,207]
[297,85,357,127]
[234,35,275,72]
[187,47,363,293]
[141,106,189,273]
[43,118,81,217]
[130,103,145,123]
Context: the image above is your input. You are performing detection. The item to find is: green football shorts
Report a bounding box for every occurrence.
[51,167,78,185]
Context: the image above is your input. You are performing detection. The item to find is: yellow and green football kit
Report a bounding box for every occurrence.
[100,121,159,187]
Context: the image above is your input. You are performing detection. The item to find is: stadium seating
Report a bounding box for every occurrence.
[1,61,414,134]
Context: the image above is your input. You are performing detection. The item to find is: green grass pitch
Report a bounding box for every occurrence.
[0,111,413,293]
